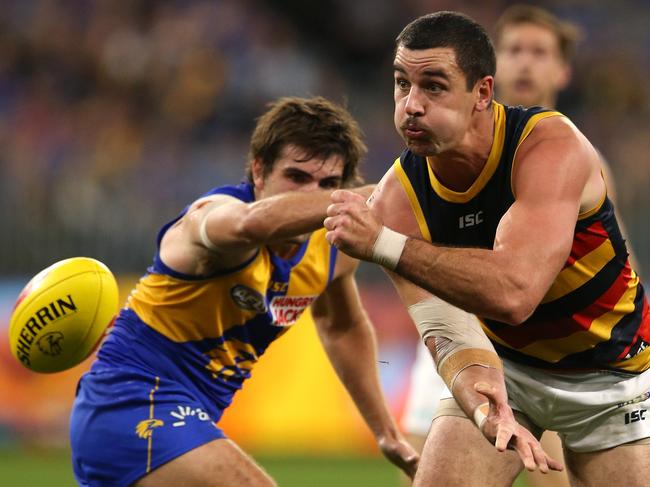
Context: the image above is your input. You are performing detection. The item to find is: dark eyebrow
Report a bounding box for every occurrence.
[421,69,450,80]
[393,64,450,81]
[284,167,312,175]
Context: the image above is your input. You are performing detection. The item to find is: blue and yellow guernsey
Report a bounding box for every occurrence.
[395,101,650,373]
[94,182,337,417]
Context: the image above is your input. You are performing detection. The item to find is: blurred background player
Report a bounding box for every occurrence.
[69,96,418,487]
[399,5,589,487]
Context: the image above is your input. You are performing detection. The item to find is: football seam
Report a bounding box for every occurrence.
[69,263,111,366]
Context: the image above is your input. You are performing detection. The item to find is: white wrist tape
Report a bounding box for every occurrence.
[371,226,407,270]
[473,402,489,429]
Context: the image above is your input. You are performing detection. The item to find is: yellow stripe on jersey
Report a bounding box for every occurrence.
[611,343,650,372]
[204,337,260,379]
[480,321,511,349]
[127,228,333,344]
[128,251,271,342]
[542,238,617,303]
[393,159,432,242]
[147,376,160,473]
[508,277,638,363]
[510,110,563,197]
[425,101,506,203]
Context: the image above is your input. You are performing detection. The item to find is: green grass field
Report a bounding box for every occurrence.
[0,448,530,486]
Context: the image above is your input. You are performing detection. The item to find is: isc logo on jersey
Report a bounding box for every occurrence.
[270,295,316,326]
[459,211,484,229]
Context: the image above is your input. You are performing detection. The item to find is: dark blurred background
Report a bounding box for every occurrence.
[0,1,647,485]
[0,0,647,276]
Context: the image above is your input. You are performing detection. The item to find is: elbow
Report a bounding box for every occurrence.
[491,280,537,326]
[497,301,535,326]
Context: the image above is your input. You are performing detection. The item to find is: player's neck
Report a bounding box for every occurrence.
[268,242,302,260]
[427,107,494,193]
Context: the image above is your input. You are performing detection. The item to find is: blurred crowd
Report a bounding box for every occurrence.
[0,0,648,276]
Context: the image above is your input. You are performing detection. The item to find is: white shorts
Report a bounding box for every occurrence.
[437,358,650,452]
[401,342,446,436]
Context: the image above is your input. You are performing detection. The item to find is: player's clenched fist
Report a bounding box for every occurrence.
[324,190,383,261]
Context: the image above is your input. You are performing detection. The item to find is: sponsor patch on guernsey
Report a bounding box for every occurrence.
[230,285,267,313]
[270,295,317,326]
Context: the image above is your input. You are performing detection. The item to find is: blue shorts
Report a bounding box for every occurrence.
[70,368,227,487]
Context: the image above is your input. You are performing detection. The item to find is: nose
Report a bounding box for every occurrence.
[404,87,425,117]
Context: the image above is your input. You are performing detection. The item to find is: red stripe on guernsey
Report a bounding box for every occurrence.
[563,221,609,269]
[494,266,634,349]
[617,298,650,360]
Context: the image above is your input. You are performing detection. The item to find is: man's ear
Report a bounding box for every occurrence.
[251,159,265,191]
[475,75,494,111]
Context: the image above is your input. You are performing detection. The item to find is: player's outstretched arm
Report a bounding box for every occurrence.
[160,184,374,274]
[326,117,601,325]
[394,270,563,473]
[330,169,563,472]
[193,184,375,253]
[311,253,419,479]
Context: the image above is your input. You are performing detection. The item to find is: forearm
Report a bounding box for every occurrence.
[318,319,399,439]
[244,185,373,245]
[243,190,337,244]
[397,239,525,324]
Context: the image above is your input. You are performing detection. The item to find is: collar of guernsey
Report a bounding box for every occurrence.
[392,102,650,374]
[124,181,338,387]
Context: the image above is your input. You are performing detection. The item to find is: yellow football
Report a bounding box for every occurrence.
[8,257,119,373]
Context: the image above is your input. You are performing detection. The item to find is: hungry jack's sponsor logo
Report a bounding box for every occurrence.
[269,295,317,326]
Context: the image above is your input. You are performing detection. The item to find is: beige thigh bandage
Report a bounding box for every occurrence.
[408,295,502,389]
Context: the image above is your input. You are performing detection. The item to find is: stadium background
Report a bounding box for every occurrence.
[0,0,648,485]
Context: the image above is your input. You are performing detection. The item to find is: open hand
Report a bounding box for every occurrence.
[475,382,564,473]
[378,434,420,479]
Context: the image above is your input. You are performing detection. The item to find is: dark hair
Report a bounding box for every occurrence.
[395,11,496,90]
[246,96,366,187]
[494,4,582,62]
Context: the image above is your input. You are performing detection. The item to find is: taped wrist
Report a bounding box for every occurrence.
[407,295,502,390]
[371,226,407,270]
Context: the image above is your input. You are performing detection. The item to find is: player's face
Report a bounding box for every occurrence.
[393,46,480,157]
[254,144,345,198]
[252,145,345,244]
[496,23,570,108]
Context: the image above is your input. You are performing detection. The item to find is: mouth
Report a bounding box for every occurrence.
[401,123,427,139]
[405,128,425,138]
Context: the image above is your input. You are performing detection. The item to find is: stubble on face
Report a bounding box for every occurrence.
[393,46,473,157]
